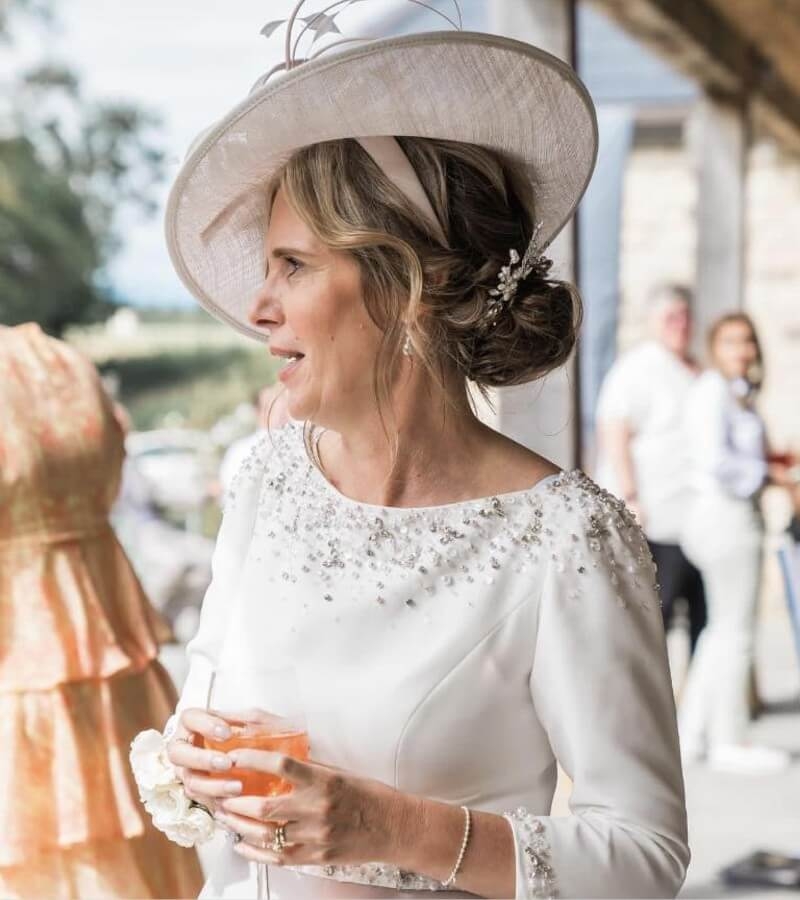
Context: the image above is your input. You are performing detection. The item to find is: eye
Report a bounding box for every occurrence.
[285,256,302,278]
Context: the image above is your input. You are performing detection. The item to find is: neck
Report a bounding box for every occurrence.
[657,339,694,368]
[315,369,493,508]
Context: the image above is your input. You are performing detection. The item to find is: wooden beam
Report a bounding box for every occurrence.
[591,0,800,146]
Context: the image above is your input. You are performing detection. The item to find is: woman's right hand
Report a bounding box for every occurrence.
[166,708,243,811]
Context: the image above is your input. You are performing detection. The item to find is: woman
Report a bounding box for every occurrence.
[0,323,203,898]
[132,7,689,898]
[679,313,791,774]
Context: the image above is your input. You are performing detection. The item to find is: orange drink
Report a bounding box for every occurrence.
[203,722,310,796]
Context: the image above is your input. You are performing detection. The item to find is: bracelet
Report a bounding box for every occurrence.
[441,806,471,889]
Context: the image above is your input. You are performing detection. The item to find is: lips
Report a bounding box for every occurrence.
[269,345,305,383]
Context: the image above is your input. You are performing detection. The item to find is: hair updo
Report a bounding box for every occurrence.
[270,136,581,402]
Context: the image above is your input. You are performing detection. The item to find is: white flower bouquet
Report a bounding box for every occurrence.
[129,728,216,848]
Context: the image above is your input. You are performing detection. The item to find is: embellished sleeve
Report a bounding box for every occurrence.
[168,431,274,724]
[507,478,689,899]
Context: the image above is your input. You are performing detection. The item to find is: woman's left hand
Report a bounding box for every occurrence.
[214,749,416,868]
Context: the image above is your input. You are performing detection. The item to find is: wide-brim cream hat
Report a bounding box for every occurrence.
[166,15,598,341]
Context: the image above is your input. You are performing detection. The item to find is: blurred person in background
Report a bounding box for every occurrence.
[0,323,203,898]
[679,313,795,774]
[595,284,706,653]
[218,383,291,496]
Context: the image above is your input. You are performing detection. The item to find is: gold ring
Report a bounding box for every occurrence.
[271,823,287,853]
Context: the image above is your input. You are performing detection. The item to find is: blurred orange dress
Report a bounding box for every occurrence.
[0,323,204,898]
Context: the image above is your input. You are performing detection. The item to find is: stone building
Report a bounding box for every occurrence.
[374,0,800,471]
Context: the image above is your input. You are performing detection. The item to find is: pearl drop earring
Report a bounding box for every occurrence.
[402,332,414,357]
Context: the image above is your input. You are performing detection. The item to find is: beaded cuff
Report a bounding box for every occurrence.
[504,807,557,899]
[299,863,445,892]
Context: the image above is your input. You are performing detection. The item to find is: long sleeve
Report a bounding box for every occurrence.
[508,485,689,899]
[686,373,767,500]
[169,434,271,721]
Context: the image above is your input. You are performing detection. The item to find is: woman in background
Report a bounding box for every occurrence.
[679,313,792,774]
[0,323,203,897]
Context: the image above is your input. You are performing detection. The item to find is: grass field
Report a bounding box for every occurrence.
[67,311,279,430]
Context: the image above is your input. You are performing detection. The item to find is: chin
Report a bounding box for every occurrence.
[284,394,310,422]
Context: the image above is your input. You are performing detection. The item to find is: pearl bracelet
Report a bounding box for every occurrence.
[441,806,471,889]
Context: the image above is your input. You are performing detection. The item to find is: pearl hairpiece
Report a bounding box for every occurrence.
[483,221,547,328]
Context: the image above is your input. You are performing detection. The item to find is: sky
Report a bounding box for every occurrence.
[8,0,406,307]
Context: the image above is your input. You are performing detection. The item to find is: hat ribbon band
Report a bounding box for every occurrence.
[355,136,447,246]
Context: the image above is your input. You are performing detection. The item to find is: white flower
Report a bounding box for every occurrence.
[129,728,216,847]
[147,782,192,826]
[148,786,215,847]
[130,729,178,792]
[172,805,216,847]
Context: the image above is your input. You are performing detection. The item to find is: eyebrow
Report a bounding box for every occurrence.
[268,245,317,260]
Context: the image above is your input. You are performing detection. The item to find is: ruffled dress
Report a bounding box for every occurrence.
[0,324,203,898]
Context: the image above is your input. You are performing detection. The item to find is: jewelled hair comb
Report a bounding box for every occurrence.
[483,222,548,327]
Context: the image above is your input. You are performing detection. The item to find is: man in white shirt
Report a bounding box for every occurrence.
[595,284,706,651]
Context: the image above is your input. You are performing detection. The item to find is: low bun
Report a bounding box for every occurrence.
[392,138,583,389]
[463,262,582,388]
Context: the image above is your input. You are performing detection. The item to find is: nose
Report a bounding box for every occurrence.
[247,275,283,333]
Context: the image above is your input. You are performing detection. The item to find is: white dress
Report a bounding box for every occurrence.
[170,422,689,899]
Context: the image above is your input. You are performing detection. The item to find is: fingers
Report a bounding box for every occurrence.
[180,707,236,742]
[167,738,235,773]
[232,840,286,867]
[221,794,297,823]
[182,770,243,801]
[167,707,239,774]
[215,809,275,848]
[227,749,314,786]
[214,809,317,851]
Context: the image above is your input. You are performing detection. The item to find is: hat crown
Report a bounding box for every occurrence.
[165,12,598,342]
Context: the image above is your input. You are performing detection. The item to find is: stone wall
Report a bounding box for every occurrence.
[616,133,800,455]
[746,140,800,449]
[617,141,698,351]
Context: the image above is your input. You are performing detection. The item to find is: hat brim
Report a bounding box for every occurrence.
[165,30,598,341]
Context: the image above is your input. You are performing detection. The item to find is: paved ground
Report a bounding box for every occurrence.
[677,610,800,899]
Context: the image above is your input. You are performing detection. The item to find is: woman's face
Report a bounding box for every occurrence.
[247,189,386,428]
[711,319,759,380]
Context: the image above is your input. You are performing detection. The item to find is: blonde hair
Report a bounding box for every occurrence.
[267,137,581,471]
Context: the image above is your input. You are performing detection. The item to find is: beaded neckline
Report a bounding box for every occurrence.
[304,428,568,516]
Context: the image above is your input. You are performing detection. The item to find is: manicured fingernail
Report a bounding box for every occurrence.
[226,780,242,794]
[214,724,231,739]
[211,755,232,770]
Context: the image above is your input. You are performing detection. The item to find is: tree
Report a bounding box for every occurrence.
[14,64,166,260]
[0,7,166,333]
[0,136,105,333]
[0,0,52,42]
